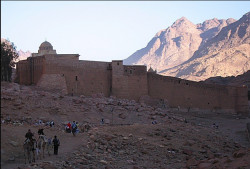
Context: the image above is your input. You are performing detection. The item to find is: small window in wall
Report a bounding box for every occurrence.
[75,76,78,81]
[208,102,210,105]
[186,83,188,85]
[178,80,181,84]
[130,70,132,74]
[117,62,119,65]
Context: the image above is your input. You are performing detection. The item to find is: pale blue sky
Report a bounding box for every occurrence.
[1,1,250,62]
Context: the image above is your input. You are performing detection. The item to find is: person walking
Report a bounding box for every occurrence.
[52,135,60,155]
[67,122,72,132]
[72,121,77,136]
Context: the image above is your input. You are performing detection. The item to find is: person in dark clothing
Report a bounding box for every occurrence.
[25,129,34,140]
[72,121,77,135]
[52,135,60,155]
[38,128,45,135]
[25,129,35,150]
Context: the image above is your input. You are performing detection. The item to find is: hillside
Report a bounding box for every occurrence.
[124,12,249,81]
[1,82,250,169]
[161,12,250,81]
[203,70,250,87]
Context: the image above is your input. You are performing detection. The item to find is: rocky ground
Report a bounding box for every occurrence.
[1,82,250,169]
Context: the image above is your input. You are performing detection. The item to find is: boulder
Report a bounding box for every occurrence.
[233,149,246,158]
[100,160,108,165]
[186,158,199,167]
[118,113,126,119]
[182,148,193,155]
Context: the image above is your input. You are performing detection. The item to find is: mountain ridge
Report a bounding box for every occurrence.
[160,12,250,81]
[124,12,249,81]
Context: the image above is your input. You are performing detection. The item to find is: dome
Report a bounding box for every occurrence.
[39,41,53,51]
[36,40,57,56]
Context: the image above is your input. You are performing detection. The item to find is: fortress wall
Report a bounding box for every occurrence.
[16,52,248,114]
[16,56,45,85]
[16,60,31,85]
[37,74,68,94]
[111,61,128,98]
[44,60,112,97]
[31,57,45,84]
[233,86,249,114]
[112,61,148,101]
[147,73,247,112]
[124,65,148,101]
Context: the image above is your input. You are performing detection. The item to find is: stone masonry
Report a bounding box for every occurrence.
[15,41,249,114]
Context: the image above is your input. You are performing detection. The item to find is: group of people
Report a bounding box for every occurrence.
[65,121,79,134]
[25,129,60,155]
[37,120,55,127]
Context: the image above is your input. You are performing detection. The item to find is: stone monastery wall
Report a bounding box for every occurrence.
[147,73,248,113]
[111,61,148,101]
[15,41,249,114]
[16,56,45,85]
[43,59,112,97]
[16,60,30,85]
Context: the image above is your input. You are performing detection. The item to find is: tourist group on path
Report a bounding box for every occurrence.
[23,119,82,163]
[25,128,60,155]
[65,121,79,136]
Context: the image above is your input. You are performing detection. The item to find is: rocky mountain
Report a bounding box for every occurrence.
[160,12,250,81]
[125,17,202,70]
[17,50,31,61]
[203,70,250,87]
[124,12,249,81]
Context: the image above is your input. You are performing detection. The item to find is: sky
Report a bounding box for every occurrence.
[1,1,250,62]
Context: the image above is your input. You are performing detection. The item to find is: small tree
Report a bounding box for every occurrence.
[1,40,19,82]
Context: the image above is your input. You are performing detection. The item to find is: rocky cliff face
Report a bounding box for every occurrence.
[124,12,249,81]
[203,70,250,87]
[160,12,250,81]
